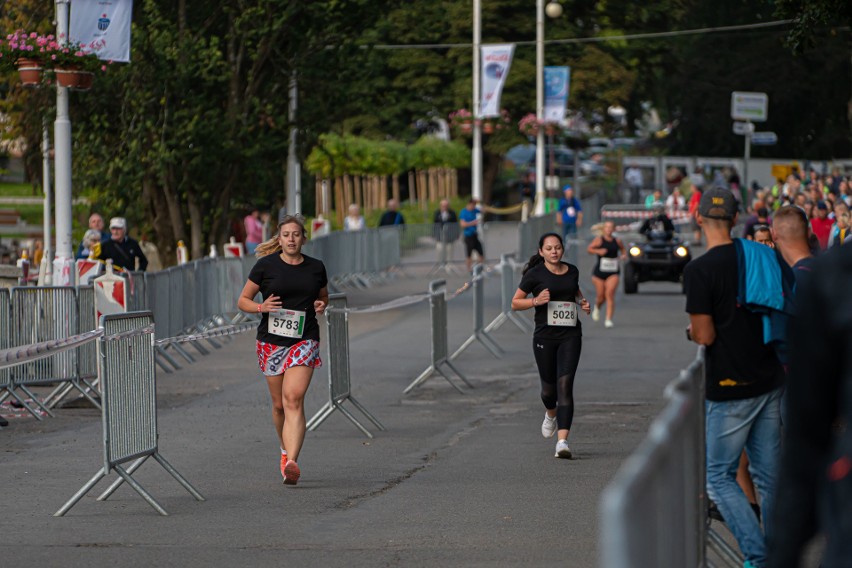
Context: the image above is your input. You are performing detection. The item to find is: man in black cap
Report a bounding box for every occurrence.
[97,217,149,272]
[684,187,784,567]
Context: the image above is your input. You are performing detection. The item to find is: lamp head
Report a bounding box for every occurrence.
[545,1,563,18]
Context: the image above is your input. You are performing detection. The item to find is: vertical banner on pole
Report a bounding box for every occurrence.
[93,264,128,320]
[479,44,515,118]
[69,0,134,63]
[544,66,570,123]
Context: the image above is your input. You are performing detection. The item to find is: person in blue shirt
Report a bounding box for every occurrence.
[459,199,484,272]
[557,185,583,242]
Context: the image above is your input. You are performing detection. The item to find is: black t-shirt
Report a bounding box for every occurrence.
[248,254,328,347]
[518,261,583,340]
[683,243,784,401]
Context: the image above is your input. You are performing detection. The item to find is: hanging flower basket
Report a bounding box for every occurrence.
[55,67,94,90]
[482,121,495,134]
[16,58,43,86]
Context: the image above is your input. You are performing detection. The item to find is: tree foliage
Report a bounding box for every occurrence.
[0,0,848,262]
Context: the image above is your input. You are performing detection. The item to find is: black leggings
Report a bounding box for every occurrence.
[532,336,582,431]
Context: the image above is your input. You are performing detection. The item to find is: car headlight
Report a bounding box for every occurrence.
[675,246,689,258]
[629,246,642,257]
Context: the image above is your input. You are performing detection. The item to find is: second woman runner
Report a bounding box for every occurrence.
[586,220,626,328]
[238,215,329,486]
[512,232,591,459]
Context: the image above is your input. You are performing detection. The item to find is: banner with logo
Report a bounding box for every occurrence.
[544,66,570,123]
[479,44,515,118]
[70,0,133,63]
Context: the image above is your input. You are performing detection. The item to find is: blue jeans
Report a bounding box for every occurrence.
[705,388,782,568]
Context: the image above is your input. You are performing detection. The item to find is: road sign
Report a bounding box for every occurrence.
[731,91,768,122]
[733,121,755,136]
[751,131,778,145]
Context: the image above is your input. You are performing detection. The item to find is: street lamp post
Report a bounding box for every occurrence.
[533,0,563,216]
[54,0,74,282]
[472,0,482,202]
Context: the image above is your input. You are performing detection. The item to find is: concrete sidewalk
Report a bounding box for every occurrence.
[0,227,698,567]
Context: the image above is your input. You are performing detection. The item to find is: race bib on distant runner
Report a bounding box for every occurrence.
[269,309,305,338]
[547,301,577,327]
[599,257,619,272]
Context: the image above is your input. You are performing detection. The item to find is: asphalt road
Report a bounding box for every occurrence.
[0,230,699,567]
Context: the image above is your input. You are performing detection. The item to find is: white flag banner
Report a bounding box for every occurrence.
[70,0,133,63]
[479,44,515,118]
[544,66,570,123]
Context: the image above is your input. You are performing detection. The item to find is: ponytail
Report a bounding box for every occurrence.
[522,232,564,275]
[522,253,544,275]
[254,214,308,257]
[255,235,281,257]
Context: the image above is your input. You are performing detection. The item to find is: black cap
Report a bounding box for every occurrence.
[698,187,737,220]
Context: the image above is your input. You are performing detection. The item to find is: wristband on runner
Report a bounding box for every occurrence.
[257,303,262,313]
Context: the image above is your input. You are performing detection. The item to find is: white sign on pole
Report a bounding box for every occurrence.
[732,121,755,136]
[751,131,778,146]
[69,0,134,63]
[479,44,515,118]
[731,92,768,122]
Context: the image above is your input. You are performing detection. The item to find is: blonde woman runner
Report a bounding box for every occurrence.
[586,220,626,328]
[238,215,329,486]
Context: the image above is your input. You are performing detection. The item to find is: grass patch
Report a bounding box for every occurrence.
[0,182,40,196]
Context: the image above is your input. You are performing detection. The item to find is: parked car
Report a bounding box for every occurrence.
[504,144,576,177]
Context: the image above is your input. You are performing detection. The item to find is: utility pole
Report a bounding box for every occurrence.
[53,0,74,283]
[471,0,482,202]
[286,71,301,216]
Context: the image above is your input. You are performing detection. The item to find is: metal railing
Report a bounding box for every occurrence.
[404,280,472,394]
[599,349,710,567]
[306,294,385,439]
[450,263,504,360]
[484,254,534,334]
[55,312,205,516]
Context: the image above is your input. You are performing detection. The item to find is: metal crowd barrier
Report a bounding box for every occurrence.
[600,349,716,567]
[306,294,385,438]
[55,312,205,517]
[0,288,12,410]
[404,280,472,394]
[42,285,100,410]
[6,286,80,418]
[518,214,557,260]
[484,254,534,334]
[450,263,504,360]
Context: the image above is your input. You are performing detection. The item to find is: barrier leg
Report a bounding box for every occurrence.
[155,345,182,371]
[479,331,505,357]
[449,335,477,361]
[508,311,535,333]
[707,528,744,567]
[113,464,169,516]
[16,385,55,418]
[434,366,467,393]
[44,382,74,409]
[483,312,507,333]
[443,360,473,389]
[334,402,375,439]
[54,467,109,516]
[97,455,149,501]
[152,453,205,501]
[404,365,436,394]
[169,343,196,364]
[347,396,385,431]
[306,401,334,431]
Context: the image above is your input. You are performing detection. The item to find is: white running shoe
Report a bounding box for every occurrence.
[592,305,600,322]
[555,439,572,459]
[541,413,557,438]
[605,319,614,328]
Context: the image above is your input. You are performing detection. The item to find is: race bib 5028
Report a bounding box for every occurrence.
[547,301,577,327]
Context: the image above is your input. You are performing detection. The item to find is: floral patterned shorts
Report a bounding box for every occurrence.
[256,339,322,376]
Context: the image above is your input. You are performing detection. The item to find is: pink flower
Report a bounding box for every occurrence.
[100,65,106,71]
[29,32,37,39]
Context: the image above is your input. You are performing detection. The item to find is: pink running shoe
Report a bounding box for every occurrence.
[284,460,301,486]
[280,452,288,479]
